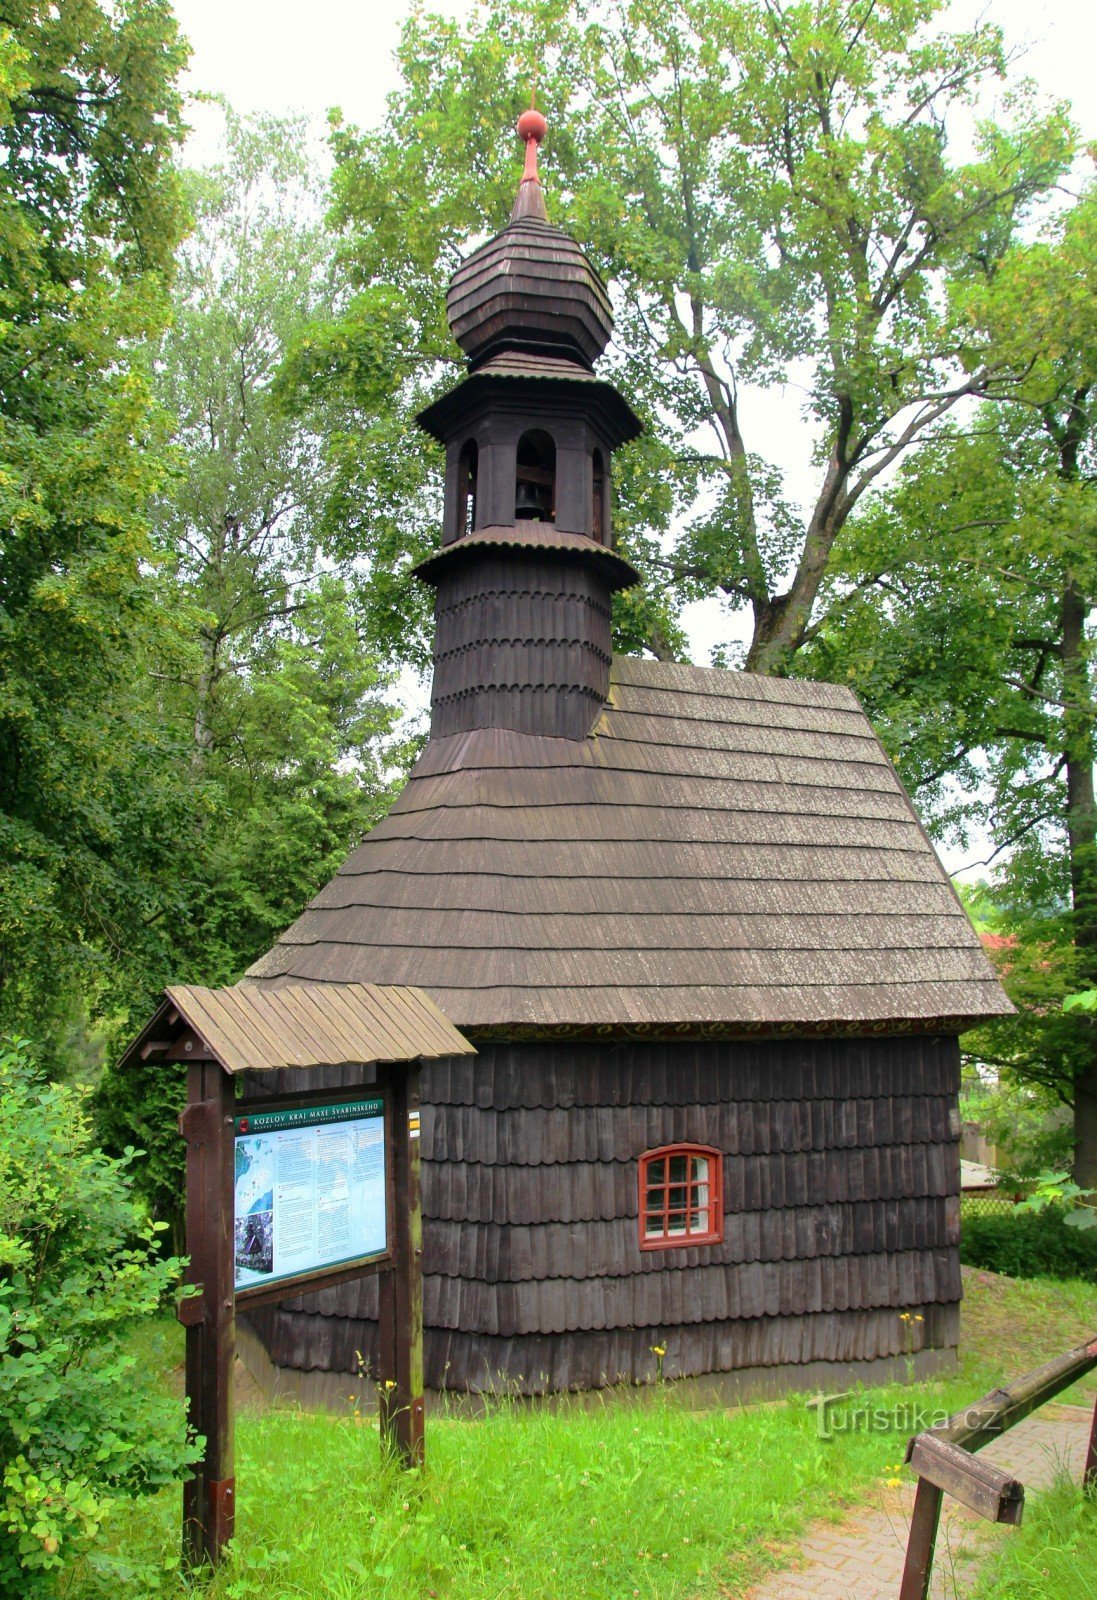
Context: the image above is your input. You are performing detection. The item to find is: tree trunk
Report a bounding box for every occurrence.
[744,484,847,675]
[1062,577,1097,1187]
[191,632,221,771]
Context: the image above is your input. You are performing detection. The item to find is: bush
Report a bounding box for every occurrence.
[0,1037,198,1596]
[961,1204,1097,1284]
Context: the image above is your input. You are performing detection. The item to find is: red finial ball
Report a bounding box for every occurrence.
[517,108,547,144]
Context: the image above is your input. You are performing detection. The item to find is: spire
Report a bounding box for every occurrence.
[511,106,549,223]
[444,104,615,368]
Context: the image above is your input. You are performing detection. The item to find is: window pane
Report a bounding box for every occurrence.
[640,1148,722,1246]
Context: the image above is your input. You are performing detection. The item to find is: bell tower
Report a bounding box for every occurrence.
[415,109,642,741]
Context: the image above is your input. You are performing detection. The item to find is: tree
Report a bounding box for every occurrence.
[0,1,189,1064]
[95,112,405,1241]
[143,108,403,983]
[805,185,1097,1181]
[303,0,1074,673]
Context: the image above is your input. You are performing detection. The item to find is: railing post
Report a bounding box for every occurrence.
[898,1478,944,1600]
[1085,1390,1097,1493]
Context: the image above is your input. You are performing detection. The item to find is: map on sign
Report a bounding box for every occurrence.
[233,1099,386,1293]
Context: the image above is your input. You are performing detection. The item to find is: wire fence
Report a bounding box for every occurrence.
[960,1192,1021,1220]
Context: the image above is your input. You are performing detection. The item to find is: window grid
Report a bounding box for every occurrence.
[639,1145,723,1251]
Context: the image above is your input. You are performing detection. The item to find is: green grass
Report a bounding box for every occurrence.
[956,1267,1097,1396]
[72,1384,908,1599]
[968,1476,1097,1600]
[59,1269,1097,1600]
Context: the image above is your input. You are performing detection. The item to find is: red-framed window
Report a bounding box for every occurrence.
[639,1145,723,1250]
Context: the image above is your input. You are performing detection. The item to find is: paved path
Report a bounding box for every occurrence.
[745,1402,1094,1599]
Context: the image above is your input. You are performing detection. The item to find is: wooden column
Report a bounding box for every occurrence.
[179,1056,236,1568]
[377,1063,424,1466]
[898,1478,944,1600]
[1086,1390,1097,1493]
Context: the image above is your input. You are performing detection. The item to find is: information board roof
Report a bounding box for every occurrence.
[123,981,474,1073]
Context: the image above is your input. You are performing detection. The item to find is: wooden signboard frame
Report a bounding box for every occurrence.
[176,1048,424,1570]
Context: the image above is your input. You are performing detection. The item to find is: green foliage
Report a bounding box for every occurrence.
[142,108,403,985]
[960,1206,1097,1283]
[1016,1171,1097,1232]
[806,180,1097,1180]
[959,1071,1072,1185]
[93,111,407,1241]
[0,0,189,1066]
[308,0,1074,671]
[969,1474,1097,1600]
[0,1038,196,1596]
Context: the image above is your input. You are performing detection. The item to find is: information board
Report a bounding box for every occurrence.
[233,1098,387,1293]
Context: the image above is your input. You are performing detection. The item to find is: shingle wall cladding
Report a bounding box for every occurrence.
[429,549,613,740]
[243,1035,962,1394]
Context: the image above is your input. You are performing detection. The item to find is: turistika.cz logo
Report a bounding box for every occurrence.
[809,1392,954,1440]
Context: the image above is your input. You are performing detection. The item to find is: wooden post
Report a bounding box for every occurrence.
[378,1064,425,1466]
[898,1477,944,1600]
[179,1057,236,1568]
[1085,1390,1097,1493]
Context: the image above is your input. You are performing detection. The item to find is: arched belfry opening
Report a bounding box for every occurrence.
[592,448,607,542]
[457,438,478,536]
[515,429,556,522]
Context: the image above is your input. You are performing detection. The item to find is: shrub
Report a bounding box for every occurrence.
[961,1204,1097,1284]
[0,1037,198,1596]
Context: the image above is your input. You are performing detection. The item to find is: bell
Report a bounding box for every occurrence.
[515,479,547,521]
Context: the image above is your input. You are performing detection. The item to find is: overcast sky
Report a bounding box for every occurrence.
[169,1,1092,877]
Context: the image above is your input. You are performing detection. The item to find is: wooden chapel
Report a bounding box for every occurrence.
[239,108,1011,1398]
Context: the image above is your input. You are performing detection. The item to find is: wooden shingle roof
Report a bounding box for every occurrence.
[121,982,473,1073]
[246,659,1011,1035]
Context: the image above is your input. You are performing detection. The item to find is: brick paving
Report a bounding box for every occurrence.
[745,1402,1094,1600]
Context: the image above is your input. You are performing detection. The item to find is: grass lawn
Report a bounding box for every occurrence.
[968,1475,1097,1600]
[63,1268,1097,1600]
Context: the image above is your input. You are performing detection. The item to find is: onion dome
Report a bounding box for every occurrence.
[446,109,613,370]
